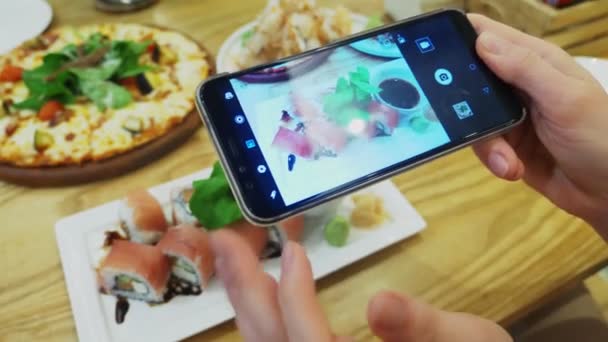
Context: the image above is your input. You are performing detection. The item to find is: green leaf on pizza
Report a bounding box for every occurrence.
[78,78,133,111]
[15,33,153,111]
[109,40,153,78]
[189,161,244,230]
[14,54,77,110]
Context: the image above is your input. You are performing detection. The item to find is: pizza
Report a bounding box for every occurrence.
[0,23,211,167]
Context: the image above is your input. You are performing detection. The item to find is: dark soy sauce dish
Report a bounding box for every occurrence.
[378,78,420,110]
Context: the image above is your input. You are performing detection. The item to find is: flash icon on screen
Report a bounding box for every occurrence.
[270,190,277,199]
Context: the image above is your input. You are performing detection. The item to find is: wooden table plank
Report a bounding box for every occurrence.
[1,1,607,341]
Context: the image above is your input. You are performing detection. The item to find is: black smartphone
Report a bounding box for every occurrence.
[196,9,525,225]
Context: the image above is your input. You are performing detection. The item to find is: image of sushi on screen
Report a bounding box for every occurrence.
[238,55,450,206]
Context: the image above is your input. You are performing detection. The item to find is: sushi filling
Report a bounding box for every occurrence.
[172,258,199,285]
[114,275,150,295]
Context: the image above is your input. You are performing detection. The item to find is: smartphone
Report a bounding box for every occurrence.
[196,9,525,225]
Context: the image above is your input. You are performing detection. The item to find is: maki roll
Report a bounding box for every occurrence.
[98,240,171,303]
[157,225,214,289]
[119,189,168,244]
[170,187,199,226]
[263,215,305,258]
[226,220,269,258]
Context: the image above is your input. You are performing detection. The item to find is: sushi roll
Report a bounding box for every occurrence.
[170,187,199,226]
[157,225,214,289]
[263,215,305,259]
[119,189,168,244]
[98,240,171,303]
[278,215,305,242]
[226,220,269,258]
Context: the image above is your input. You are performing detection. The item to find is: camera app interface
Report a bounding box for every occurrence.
[221,14,517,207]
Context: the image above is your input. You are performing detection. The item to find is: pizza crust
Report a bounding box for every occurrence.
[0,23,210,168]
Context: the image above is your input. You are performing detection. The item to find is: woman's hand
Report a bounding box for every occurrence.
[469,14,608,238]
[210,230,512,342]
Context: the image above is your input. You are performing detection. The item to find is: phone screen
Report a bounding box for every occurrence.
[199,10,523,222]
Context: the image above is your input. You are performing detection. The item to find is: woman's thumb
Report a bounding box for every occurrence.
[476,32,568,107]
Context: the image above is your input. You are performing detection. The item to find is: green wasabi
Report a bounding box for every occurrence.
[324,216,350,247]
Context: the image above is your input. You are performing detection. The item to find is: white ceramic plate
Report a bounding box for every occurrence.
[0,0,53,54]
[576,56,608,91]
[216,12,370,73]
[56,168,426,342]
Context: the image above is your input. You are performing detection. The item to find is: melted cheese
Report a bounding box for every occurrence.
[0,117,12,143]
[0,120,39,163]
[175,60,208,94]
[43,116,91,162]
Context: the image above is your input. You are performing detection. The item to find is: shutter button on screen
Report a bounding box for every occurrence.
[434,68,453,86]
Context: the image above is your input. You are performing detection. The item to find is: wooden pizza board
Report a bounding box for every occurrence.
[0,24,214,187]
[0,111,202,187]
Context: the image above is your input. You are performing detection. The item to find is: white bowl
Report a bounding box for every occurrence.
[0,0,53,54]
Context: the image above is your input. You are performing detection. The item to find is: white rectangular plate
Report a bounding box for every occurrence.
[55,169,426,342]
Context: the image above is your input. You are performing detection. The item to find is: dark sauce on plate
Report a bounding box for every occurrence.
[379,78,420,109]
[103,231,126,247]
[112,276,203,324]
[115,296,130,324]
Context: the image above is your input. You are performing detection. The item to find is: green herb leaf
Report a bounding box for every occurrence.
[351,79,381,95]
[336,77,350,93]
[83,33,108,54]
[189,161,244,229]
[353,86,369,102]
[356,66,370,83]
[16,33,154,111]
[323,90,354,115]
[70,58,121,81]
[109,40,153,79]
[14,54,77,110]
[79,79,132,111]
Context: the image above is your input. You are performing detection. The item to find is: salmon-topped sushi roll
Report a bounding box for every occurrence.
[170,187,199,226]
[119,189,168,244]
[157,225,214,289]
[226,220,269,258]
[98,240,171,303]
[263,215,305,258]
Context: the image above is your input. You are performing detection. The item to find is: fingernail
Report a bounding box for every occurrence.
[478,32,509,55]
[488,152,509,177]
[281,241,296,273]
[370,292,408,330]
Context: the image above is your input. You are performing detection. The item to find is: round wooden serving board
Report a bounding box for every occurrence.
[0,111,202,187]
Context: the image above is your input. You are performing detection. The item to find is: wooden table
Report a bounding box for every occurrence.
[1,1,607,341]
